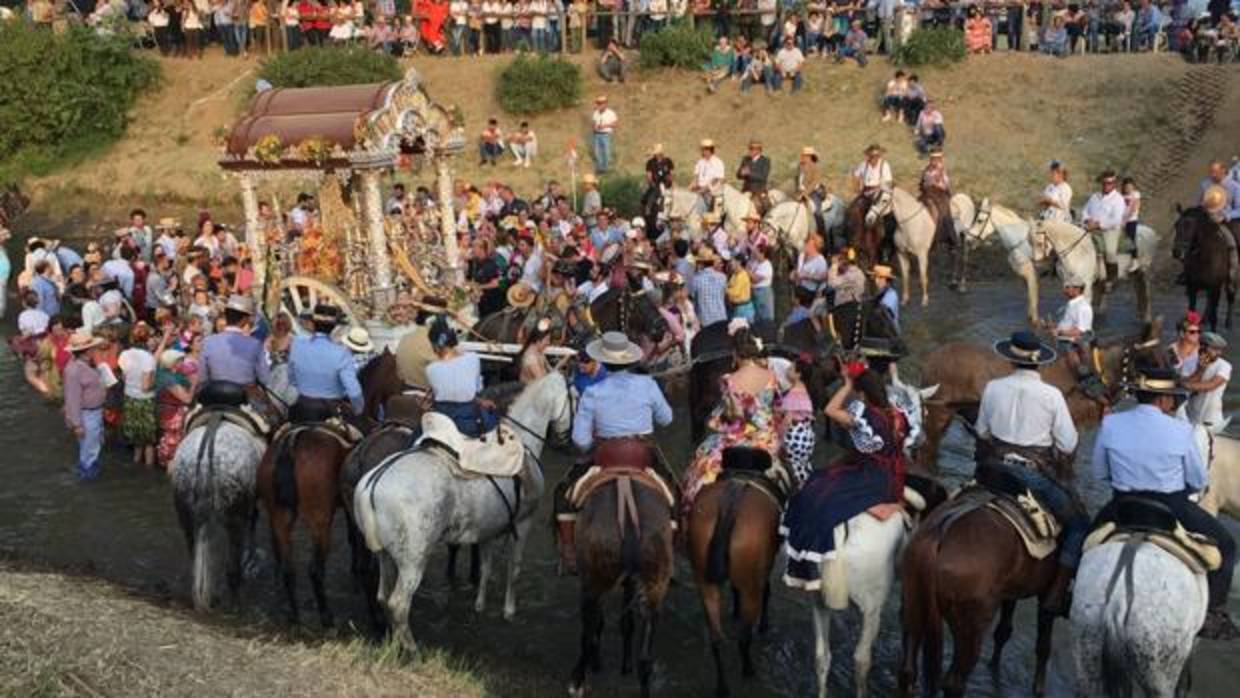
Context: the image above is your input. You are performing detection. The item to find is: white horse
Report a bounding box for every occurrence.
[966,200,1099,325]
[1198,430,1240,519]
[763,194,845,251]
[866,188,975,307]
[664,184,760,238]
[353,371,573,653]
[1093,222,1159,322]
[1070,540,1207,696]
[808,372,939,698]
[170,419,266,611]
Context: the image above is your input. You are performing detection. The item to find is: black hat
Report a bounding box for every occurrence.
[310,303,340,325]
[858,336,906,359]
[1133,366,1189,397]
[994,331,1056,365]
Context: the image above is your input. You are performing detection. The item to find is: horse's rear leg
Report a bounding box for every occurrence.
[268,507,298,624]
[942,600,995,698]
[638,595,660,698]
[621,577,637,675]
[990,599,1016,670]
[853,580,890,698]
[503,520,532,620]
[698,580,729,697]
[918,251,930,307]
[473,543,493,613]
[386,553,428,656]
[758,579,772,635]
[569,593,604,698]
[224,504,250,601]
[1032,607,1056,697]
[812,599,832,698]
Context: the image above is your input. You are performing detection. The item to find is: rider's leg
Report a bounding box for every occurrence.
[1228,220,1240,289]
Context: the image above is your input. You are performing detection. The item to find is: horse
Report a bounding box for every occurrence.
[1173,205,1235,331]
[257,421,355,626]
[590,284,668,355]
[1088,220,1158,323]
[664,184,761,237]
[353,371,573,653]
[846,193,890,268]
[1070,537,1207,697]
[1199,431,1240,519]
[763,194,846,255]
[917,320,1163,471]
[170,417,267,611]
[474,306,528,345]
[805,373,944,698]
[568,453,676,698]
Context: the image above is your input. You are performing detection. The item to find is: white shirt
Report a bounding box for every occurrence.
[1056,294,1093,336]
[775,46,805,74]
[118,347,157,399]
[81,301,105,333]
[750,258,773,289]
[1187,358,1231,430]
[426,351,483,402]
[18,308,49,337]
[853,159,893,191]
[521,248,544,292]
[1081,189,1126,230]
[693,156,726,191]
[592,107,618,134]
[795,252,828,292]
[1041,181,1073,222]
[975,369,1079,452]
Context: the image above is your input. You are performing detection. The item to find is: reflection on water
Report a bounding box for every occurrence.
[0,277,1236,697]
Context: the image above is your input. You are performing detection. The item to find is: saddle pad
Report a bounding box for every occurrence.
[184,404,269,439]
[1084,522,1221,575]
[984,493,1060,561]
[416,412,525,479]
[270,420,357,451]
[568,465,676,511]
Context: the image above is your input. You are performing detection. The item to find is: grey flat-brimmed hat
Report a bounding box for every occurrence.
[994,331,1057,365]
[225,294,254,315]
[586,331,644,366]
[1201,331,1228,350]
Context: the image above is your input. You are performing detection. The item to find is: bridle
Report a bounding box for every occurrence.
[963,201,994,244]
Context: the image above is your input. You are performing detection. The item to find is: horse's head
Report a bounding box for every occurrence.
[865,190,893,227]
[890,370,940,460]
[1094,316,1166,400]
[1171,205,1204,261]
[967,197,995,242]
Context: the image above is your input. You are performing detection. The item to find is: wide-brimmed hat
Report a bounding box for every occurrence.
[1062,274,1087,289]
[652,270,685,286]
[582,173,598,185]
[159,349,186,369]
[595,95,608,104]
[225,294,254,315]
[864,143,886,156]
[649,143,664,155]
[928,147,945,159]
[1203,185,1227,213]
[68,330,104,353]
[1201,331,1228,351]
[743,210,762,222]
[157,217,180,229]
[1097,169,1118,184]
[1132,366,1189,397]
[342,326,375,353]
[868,264,895,280]
[695,247,721,265]
[310,303,341,325]
[25,236,43,250]
[631,216,646,228]
[700,139,716,150]
[586,331,644,366]
[748,139,763,149]
[507,282,537,309]
[800,146,819,159]
[994,330,1057,365]
[702,211,721,225]
[858,336,905,359]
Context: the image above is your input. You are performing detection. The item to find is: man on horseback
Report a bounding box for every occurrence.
[1081,170,1126,290]
[974,331,1089,616]
[555,331,674,573]
[1200,160,1240,288]
[287,304,363,421]
[851,143,893,212]
[919,148,955,249]
[642,143,674,228]
[691,139,726,219]
[797,146,828,245]
[199,295,271,409]
[1092,366,1239,640]
[1049,275,1105,401]
[736,139,771,215]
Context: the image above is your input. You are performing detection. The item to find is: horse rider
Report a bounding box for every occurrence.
[736,139,771,215]
[1092,365,1239,640]
[424,315,497,437]
[1081,170,1126,289]
[919,148,955,248]
[1048,274,1105,400]
[870,264,900,333]
[1200,160,1240,288]
[198,294,271,411]
[851,143,894,217]
[974,330,1089,617]
[1038,160,1073,223]
[1183,331,1231,434]
[287,304,363,422]
[797,146,829,245]
[554,331,674,574]
[691,139,726,218]
[642,143,675,226]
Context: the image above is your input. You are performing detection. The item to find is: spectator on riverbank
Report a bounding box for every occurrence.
[914,101,946,155]
[772,35,805,93]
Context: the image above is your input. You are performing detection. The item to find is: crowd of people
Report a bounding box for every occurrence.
[13,0,1237,65]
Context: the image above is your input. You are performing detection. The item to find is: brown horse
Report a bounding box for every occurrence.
[898,502,1058,697]
[569,476,675,698]
[1173,205,1235,331]
[686,455,783,698]
[845,194,895,268]
[917,321,1163,471]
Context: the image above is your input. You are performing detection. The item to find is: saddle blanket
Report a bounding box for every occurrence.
[946,485,1060,560]
[568,465,676,511]
[270,419,360,450]
[184,404,270,439]
[1084,522,1221,575]
[416,411,525,479]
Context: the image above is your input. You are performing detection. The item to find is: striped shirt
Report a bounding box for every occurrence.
[691,268,728,328]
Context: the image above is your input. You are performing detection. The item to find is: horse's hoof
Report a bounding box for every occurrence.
[567,684,586,698]
[503,605,516,621]
[474,600,486,614]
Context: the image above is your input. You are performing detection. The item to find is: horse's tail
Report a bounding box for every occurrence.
[618,479,642,579]
[273,429,300,517]
[1100,624,1134,698]
[1100,541,1142,698]
[704,482,743,585]
[900,532,944,694]
[190,515,226,611]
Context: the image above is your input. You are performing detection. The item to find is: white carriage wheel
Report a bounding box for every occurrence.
[278,275,362,337]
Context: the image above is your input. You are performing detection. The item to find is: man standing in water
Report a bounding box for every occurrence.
[62,331,108,481]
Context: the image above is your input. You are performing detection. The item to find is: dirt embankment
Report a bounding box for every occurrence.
[0,564,487,697]
[24,50,1208,231]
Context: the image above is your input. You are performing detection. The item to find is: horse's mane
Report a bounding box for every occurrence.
[358,349,395,387]
[507,370,565,417]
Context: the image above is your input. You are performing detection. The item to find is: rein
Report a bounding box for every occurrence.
[964,203,994,244]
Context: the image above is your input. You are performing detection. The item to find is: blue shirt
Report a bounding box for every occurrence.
[32,275,60,317]
[783,305,811,327]
[1201,176,1240,221]
[877,286,900,331]
[572,371,673,450]
[101,259,135,299]
[54,246,84,273]
[691,268,729,328]
[573,364,608,396]
[201,328,271,387]
[1091,404,1206,494]
[289,334,364,414]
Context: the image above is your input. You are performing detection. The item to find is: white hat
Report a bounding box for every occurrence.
[1062,274,1087,289]
[342,326,375,353]
[631,216,646,228]
[159,349,186,369]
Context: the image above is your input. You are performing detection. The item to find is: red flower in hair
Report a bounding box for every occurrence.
[798,351,814,365]
[1185,310,1202,326]
[845,361,867,379]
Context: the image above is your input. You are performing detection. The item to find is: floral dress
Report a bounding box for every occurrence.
[781,400,908,591]
[156,366,193,469]
[681,372,781,516]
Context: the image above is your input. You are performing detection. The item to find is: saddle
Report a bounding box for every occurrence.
[568,437,675,511]
[718,446,793,509]
[945,483,1060,560]
[269,418,360,452]
[415,411,525,480]
[184,403,270,440]
[1084,497,1221,574]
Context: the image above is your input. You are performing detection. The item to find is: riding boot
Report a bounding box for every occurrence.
[1070,350,1108,402]
[556,519,579,576]
[1199,607,1240,641]
[1044,563,1075,619]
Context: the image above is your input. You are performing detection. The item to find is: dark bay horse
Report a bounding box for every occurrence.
[570,476,675,698]
[591,284,669,349]
[917,320,1163,472]
[845,194,896,268]
[899,501,1059,697]
[1173,205,1235,331]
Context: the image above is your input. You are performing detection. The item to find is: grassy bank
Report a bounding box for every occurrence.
[24,50,1203,231]
[0,563,487,697]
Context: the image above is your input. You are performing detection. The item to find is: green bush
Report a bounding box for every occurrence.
[258,45,402,88]
[895,27,967,67]
[638,21,714,70]
[597,173,645,218]
[496,55,582,115]
[0,23,159,185]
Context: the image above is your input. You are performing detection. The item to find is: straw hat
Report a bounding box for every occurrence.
[631,216,647,228]
[586,331,644,366]
[582,173,598,185]
[743,211,762,223]
[1203,185,1227,213]
[864,143,886,156]
[67,330,104,353]
[225,294,254,315]
[1133,366,1189,397]
[595,95,608,104]
[869,264,895,280]
[649,143,664,155]
[1201,331,1228,351]
[157,217,180,229]
[800,146,819,159]
[993,330,1056,365]
[700,139,716,150]
[507,282,537,309]
[695,247,721,265]
[342,326,375,353]
[1062,273,1087,289]
[928,147,945,159]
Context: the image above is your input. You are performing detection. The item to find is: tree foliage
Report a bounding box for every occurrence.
[597,173,645,218]
[496,55,583,115]
[638,21,714,70]
[895,27,967,67]
[257,44,403,88]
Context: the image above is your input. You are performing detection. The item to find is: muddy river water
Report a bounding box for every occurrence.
[2,265,1238,696]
